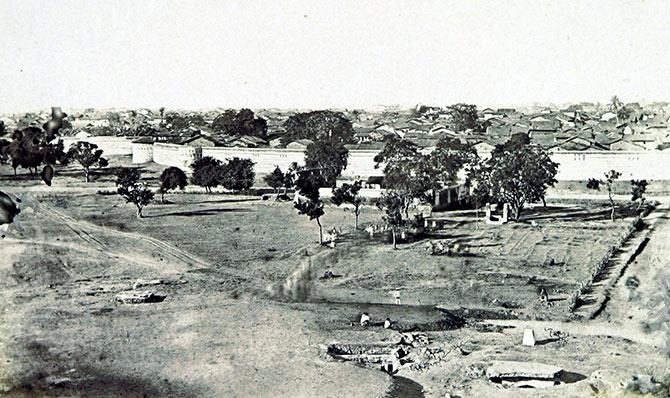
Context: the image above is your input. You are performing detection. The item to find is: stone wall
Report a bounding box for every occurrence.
[147,143,670,181]
[61,136,133,156]
[132,143,154,163]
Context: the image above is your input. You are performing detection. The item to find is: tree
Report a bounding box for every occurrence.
[304,139,349,188]
[190,156,223,193]
[264,166,285,192]
[376,191,404,249]
[281,110,354,146]
[610,96,631,124]
[631,179,649,211]
[587,169,621,221]
[221,158,255,193]
[158,167,188,202]
[331,180,363,229]
[374,136,440,218]
[6,127,67,178]
[446,103,479,132]
[66,141,107,182]
[212,109,268,139]
[115,168,154,218]
[294,168,326,244]
[282,162,299,194]
[164,111,206,131]
[477,134,559,220]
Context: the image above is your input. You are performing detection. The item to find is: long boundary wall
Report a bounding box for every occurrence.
[146,144,670,181]
[61,136,133,156]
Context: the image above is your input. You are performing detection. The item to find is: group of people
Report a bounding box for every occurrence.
[359,312,393,329]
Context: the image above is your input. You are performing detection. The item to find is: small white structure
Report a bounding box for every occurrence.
[485,203,509,225]
[522,328,536,346]
[360,313,370,326]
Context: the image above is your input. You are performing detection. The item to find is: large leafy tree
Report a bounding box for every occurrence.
[221,157,255,193]
[264,166,285,192]
[304,139,349,188]
[163,112,207,132]
[294,168,326,244]
[115,167,154,218]
[190,156,223,193]
[5,127,68,178]
[212,109,268,139]
[376,191,404,249]
[281,110,354,146]
[477,134,559,221]
[158,166,188,202]
[446,103,479,132]
[587,170,622,221]
[66,141,108,182]
[374,137,439,217]
[331,180,363,229]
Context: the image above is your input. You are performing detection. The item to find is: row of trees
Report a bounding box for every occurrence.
[190,156,255,193]
[587,170,649,221]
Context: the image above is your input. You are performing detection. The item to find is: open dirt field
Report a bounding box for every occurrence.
[1,181,669,397]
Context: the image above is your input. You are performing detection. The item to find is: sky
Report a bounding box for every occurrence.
[1,0,670,111]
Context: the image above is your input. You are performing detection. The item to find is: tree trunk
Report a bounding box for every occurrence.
[354,208,360,229]
[161,192,165,203]
[542,196,547,207]
[514,206,521,221]
[392,227,397,249]
[136,205,143,219]
[85,168,90,183]
[316,217,323,244]
[609,192,615,221]
[13,167,16,176]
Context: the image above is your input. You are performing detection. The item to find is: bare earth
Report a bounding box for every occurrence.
[1,174,669,397]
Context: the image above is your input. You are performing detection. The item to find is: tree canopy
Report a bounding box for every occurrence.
[190,156,223,193]
[294,168,326,244]
[281,110,354,146]
[66,141,107,182]
[211,109,268,139]
[476,134,558,220]
[159,166,188,202]
[331,180,363,229]
[304,139,349,188]
[446,103,479,132]
[115,167,154,218]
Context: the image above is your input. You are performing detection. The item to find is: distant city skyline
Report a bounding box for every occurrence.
[2,0,670,112]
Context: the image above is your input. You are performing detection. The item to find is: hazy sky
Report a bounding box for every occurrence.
[2,0,670,111]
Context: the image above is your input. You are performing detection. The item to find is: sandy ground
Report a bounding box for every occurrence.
[1,184,669,397]
[0,199,389,397]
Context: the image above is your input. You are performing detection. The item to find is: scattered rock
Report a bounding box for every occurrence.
[115,291,167,304]
[46,376,72,388]
[625,374,660,394]
[132,279,163,289]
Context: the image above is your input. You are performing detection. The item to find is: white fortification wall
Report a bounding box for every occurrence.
[152,143,199,170]
[61,136,133,156]
[147,144,670,181]
[132,143,154,163]
[202,147,306,174]
[551,151,670,180]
